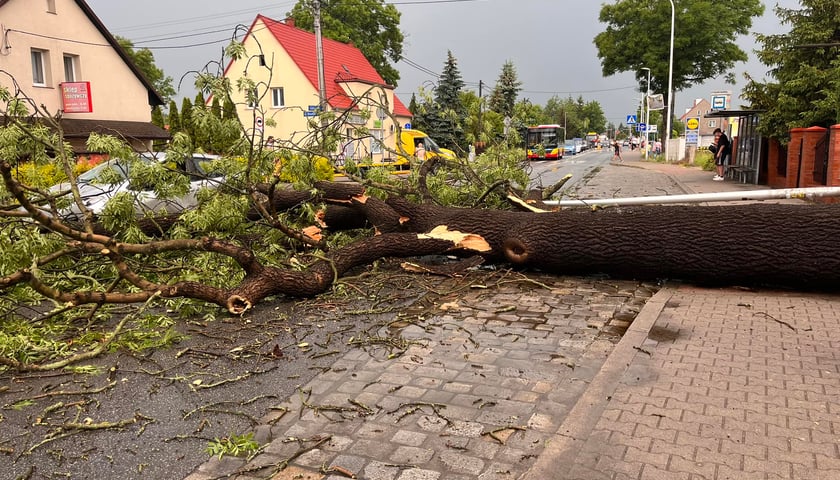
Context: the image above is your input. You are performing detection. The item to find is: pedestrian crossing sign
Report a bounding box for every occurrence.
[626,115,637,124]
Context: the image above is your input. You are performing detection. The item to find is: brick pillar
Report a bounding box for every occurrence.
[828,124,840,187]
[799,126,828,188]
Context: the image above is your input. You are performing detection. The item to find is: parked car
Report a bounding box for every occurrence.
[564,140,577,156]
[50,152,223,224]
[572,138,585,154]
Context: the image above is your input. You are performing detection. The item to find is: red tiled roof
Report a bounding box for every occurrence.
[254,15,411,117]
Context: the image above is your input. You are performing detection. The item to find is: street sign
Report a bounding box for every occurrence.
[637,122,646,132]
[626,115,637,125]
[648,124,658,133]
[404,123,412,129]
[686,131,699,145]
[303,111,316,117]
[308,105,319,112]
[686,117,700,131]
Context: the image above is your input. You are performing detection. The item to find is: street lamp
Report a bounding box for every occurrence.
[641,67,651,160]
[665,0,675,161]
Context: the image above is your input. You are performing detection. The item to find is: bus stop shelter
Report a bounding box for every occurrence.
[705,109,764,184]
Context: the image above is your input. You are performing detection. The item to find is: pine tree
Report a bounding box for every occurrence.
[408,93,418,115]
[222,96,237,121]
[488,61,522,119]
[151,105,167,151]
[180,97,195,148]
[210,96,222,120]
[432,51,466,150]
[167,100,181,135]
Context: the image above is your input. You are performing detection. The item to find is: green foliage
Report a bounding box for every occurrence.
[694,148,716,171]
[206,432,260,460]
[272,151,335,186]
[416,145,529,208]
[595,0,763,125]
[151,105,167,150]
[488,61,522,118]
[289,0,404,86]
[111,314,185,353]
[167,100,181,135]
[115,36,176,103]
[743,0,840,141]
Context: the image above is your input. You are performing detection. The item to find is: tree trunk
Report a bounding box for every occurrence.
[382,200,840,289]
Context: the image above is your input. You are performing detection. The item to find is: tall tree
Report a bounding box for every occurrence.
[150,105,167,151]
[743,0,840,141]
[115,36,176,103]
[433,51,466,150]
[289,0,404,86]
[594,0,763,137]
[167,100,181,135]
[488,61,522,119]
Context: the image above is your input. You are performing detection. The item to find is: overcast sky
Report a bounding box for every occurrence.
[86,0,801,126]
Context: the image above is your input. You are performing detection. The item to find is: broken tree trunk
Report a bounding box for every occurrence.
[379,199,840,289]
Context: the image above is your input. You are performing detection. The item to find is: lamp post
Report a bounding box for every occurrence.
[641,67,651,160]
[665,0,675,161]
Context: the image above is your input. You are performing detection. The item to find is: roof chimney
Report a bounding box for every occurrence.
[285,17,295,28]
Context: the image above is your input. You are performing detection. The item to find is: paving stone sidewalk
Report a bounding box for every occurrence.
[186,276,657,480]
[526,286,840,480]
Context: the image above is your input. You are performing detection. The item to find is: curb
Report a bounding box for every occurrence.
[519,286,675,480]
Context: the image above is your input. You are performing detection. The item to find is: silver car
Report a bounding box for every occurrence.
[50,152,223,223]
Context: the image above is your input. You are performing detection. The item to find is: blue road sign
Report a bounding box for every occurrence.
[637,122,646,132]
[404,123,412,129]
[303,111,316,117]
[626,115,637,124]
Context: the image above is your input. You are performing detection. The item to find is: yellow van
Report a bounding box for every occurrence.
[397,130,458,164]
[335,129,456,178]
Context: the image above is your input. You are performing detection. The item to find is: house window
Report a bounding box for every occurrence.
[31,49,48,86]
[708,120,717,128]
[63,55,78,82]
[371,129,383,155]
[46,0,56,13]
[343,129,356,159]
[271,87,285,108]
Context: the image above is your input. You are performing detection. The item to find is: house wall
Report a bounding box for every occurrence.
[0,0,152,122]
[226,18,410,162]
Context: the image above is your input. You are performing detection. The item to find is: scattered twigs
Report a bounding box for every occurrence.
[22,412,151,456]
[481,425,527,445]
[386,401,451,425]
[296,388,376,420]
[222,435,332,480]
[755,311,797,332]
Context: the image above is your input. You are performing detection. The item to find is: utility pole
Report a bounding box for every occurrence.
[313,0,327,112]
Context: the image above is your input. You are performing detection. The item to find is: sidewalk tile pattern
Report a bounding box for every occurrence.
[186,276,655,479]
[567,286,840,480]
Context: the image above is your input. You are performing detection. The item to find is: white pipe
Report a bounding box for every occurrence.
[544,187,840,207]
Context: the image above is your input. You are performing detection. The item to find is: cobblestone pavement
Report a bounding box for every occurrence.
[186,275,657,480]
[530,286,840,480]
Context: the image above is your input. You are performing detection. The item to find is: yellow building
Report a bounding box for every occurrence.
[0,0,167,153]
[223,15,412,162]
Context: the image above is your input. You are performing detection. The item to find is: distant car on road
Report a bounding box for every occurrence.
[564,140,577,156]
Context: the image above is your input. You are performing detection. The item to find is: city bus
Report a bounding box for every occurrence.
[526,124,564,160]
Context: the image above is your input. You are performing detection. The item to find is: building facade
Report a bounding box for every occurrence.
[223,16,412,162]
[0,0,167,152]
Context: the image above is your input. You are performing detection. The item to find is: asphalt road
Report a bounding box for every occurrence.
[527,147,612,196]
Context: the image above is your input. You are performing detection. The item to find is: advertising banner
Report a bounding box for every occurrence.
[60,82,93,113]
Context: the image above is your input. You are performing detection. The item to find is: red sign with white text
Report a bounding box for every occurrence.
[60,82,93,113]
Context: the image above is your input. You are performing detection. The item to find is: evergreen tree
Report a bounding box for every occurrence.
[180,97,195,148]
[222,96,237,121]
[167,100,181,136]
[488,61,522,119]
[431,51,466,150]
[150,105,167,151]
[408,93,418,115]
[743,0,840,141]
[210,96,222,120]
